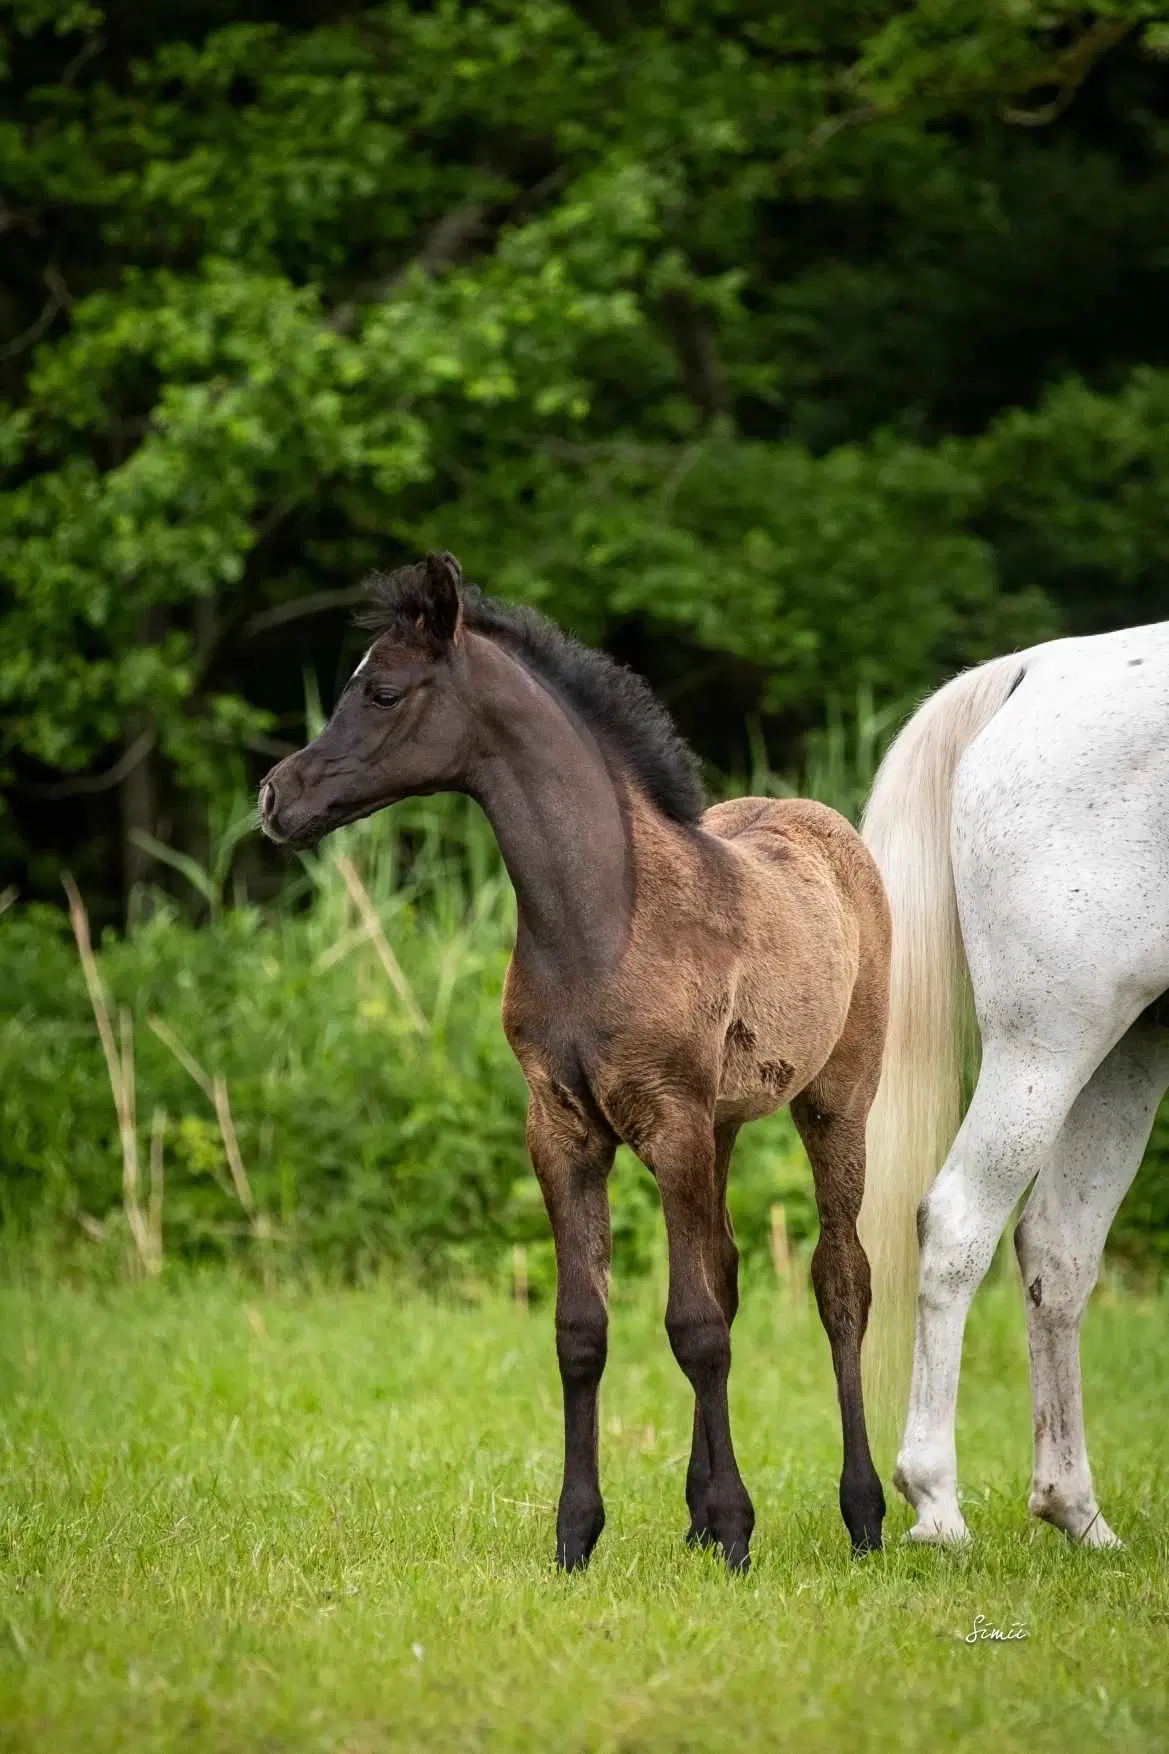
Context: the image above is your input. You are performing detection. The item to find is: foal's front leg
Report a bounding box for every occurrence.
[651,1109,755,1573]
[527,1096,617,1571]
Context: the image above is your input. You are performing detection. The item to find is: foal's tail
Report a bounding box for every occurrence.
[858,654,1023,1447]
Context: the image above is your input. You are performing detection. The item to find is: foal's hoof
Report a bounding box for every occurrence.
[555,1501,605,1573]
[842,1494,877,1564]
[689,1489,754,1574]
[684,1519,751,1573]
[843,1482,886,1557]
[722,1538,751,1576]
[556,1539,595,1573]
[684,1523,715,1551]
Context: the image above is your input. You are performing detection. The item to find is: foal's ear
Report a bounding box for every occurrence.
[419,550,463,646]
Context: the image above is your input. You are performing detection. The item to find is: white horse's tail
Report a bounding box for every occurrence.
[858,653,1024,1443]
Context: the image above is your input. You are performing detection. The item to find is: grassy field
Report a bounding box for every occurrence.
[1,1270,1167,1753]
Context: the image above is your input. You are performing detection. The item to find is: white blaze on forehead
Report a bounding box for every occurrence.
[351,646,373,679]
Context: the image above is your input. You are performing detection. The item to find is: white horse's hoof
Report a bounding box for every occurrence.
[1030,1491,1123,1548]
[905,1515,972,1546]
[1075,1518,1123,1550]
[1065,1510,1124,1549]
[893,1457,971,1545]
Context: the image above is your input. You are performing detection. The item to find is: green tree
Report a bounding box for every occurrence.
[2,0,1168,909]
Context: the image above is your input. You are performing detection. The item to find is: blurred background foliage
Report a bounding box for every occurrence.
[3,0,1169,1281]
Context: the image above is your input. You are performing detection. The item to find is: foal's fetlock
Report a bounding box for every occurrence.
[555,1491,605,1573]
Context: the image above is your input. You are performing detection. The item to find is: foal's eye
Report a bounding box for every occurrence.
[369,685,403,709]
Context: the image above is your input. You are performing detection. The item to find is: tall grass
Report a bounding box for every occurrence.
[1,795,531,1282]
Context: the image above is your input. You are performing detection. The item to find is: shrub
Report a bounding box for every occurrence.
[3,719,1166,1285]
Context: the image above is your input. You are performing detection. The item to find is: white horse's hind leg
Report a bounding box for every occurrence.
[1014,1019,1169,1548]
[864,621,1169,1547]
[895,1042,1094,1543]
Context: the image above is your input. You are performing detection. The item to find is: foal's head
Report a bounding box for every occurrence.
[260,548,704,849]
[259,551,471,847]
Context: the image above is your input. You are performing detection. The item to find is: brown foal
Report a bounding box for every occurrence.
[259,551,891,1572]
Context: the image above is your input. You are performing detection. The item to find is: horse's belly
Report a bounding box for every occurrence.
[713,1087,787,1125]
[712,930,856,1118]
[714,1002,837,1118]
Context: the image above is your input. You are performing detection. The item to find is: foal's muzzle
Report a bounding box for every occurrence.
[258,767,296,844]
[257,757,360,848]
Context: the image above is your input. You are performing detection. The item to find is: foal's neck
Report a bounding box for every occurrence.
[463,633,631,984]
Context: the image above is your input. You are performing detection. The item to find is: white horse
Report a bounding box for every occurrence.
[859,620,1169,1547]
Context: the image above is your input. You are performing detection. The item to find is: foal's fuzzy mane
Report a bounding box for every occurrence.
[360,563,705,826]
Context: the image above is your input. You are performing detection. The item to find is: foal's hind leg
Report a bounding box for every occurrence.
[1015,1020,1169,1547]
[527,1095,617,1571]
[649,1106,755,1572]
[791,1093,885,1554]
[685,1121,740,1548]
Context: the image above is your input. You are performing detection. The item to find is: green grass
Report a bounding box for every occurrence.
[1,1271,1167,1753]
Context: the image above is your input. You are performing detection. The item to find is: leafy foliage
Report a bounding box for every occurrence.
[5,0,1169,903]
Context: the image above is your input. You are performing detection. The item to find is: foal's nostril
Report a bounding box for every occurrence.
[260,781,276,818]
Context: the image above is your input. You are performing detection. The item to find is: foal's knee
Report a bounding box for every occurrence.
[665,1309,730,1387]
[556,1313,607,1387]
